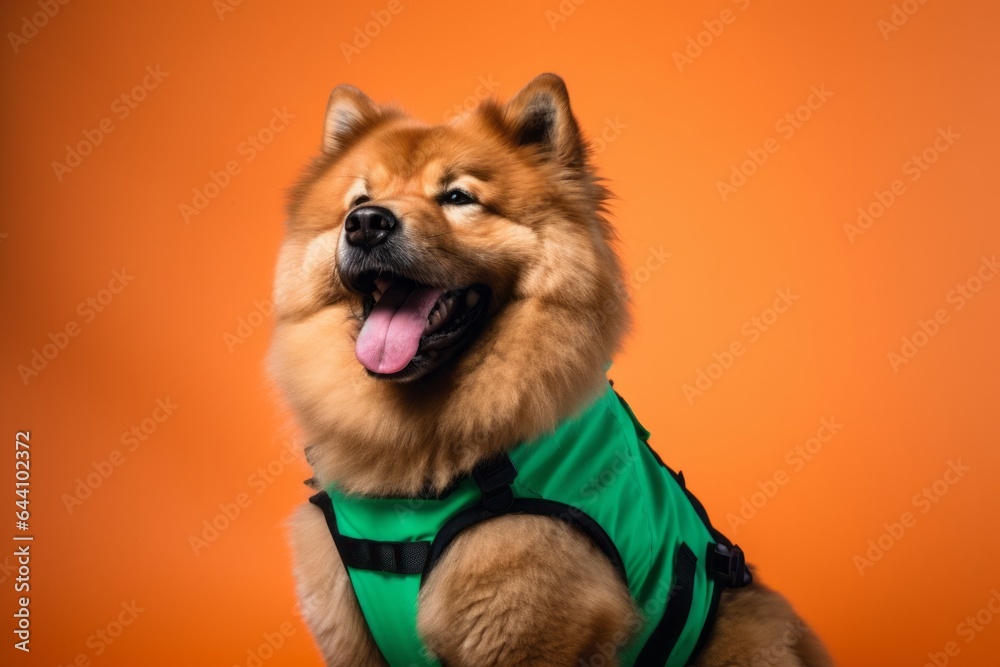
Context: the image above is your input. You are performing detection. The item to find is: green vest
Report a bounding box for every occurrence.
[311,384,749,666]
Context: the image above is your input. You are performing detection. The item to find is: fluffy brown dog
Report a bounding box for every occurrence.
[270,73,833,666]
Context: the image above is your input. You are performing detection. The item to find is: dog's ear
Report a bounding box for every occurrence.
[502,73,584,166]
[323,84,381,156]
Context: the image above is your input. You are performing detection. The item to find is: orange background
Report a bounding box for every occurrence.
[2,1,998,665]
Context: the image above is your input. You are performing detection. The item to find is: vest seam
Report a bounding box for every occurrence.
[602,389,657,578]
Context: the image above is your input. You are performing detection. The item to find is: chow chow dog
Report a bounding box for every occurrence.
[269,73,833,666]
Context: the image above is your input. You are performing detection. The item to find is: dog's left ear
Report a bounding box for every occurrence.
[502,73,584,167]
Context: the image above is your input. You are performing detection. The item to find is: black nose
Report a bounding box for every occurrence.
[344,206,397,250]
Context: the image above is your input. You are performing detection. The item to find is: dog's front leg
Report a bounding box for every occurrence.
[289,502,387,666]
[418,514,638,666]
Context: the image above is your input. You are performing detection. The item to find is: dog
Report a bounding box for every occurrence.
[268,73,834,666]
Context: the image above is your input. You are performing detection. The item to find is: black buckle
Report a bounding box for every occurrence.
[707,543,752,588]
[471,454,518,513]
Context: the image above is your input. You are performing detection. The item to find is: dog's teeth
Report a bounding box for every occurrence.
[372,289,382,302]
[427,309,442,331]
[424,295,456,335]
[374,277,392,293]
[466,290,480,307]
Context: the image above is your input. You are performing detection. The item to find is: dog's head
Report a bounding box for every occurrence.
[269,74,630,491]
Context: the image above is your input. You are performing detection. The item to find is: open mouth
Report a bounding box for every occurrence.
[349,271,490,381]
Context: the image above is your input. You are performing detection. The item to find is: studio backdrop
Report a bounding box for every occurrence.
[2,1,998,665]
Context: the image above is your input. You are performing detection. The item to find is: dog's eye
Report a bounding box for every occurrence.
[439,189,477,206]
[351,195,371,208]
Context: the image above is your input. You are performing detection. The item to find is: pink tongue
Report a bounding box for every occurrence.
[356,281,444,374]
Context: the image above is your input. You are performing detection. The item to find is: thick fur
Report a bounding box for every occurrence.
[271,74,833,665]
[418,515,639,665]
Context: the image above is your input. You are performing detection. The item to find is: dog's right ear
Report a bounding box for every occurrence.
[323,85,381,156]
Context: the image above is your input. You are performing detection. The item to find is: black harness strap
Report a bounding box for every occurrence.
[611,387,753,665]
[306,454,521,577]
[471,453,518,512]
[635,542,698,666]
[310,419,751,666]
[308,454,629,588]
[422,497,628,587]
[423,453,629,586]
[706,542,751,588]
[308,491,430,575]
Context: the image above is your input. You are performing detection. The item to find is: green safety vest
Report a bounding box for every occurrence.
[310,383,750,666]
